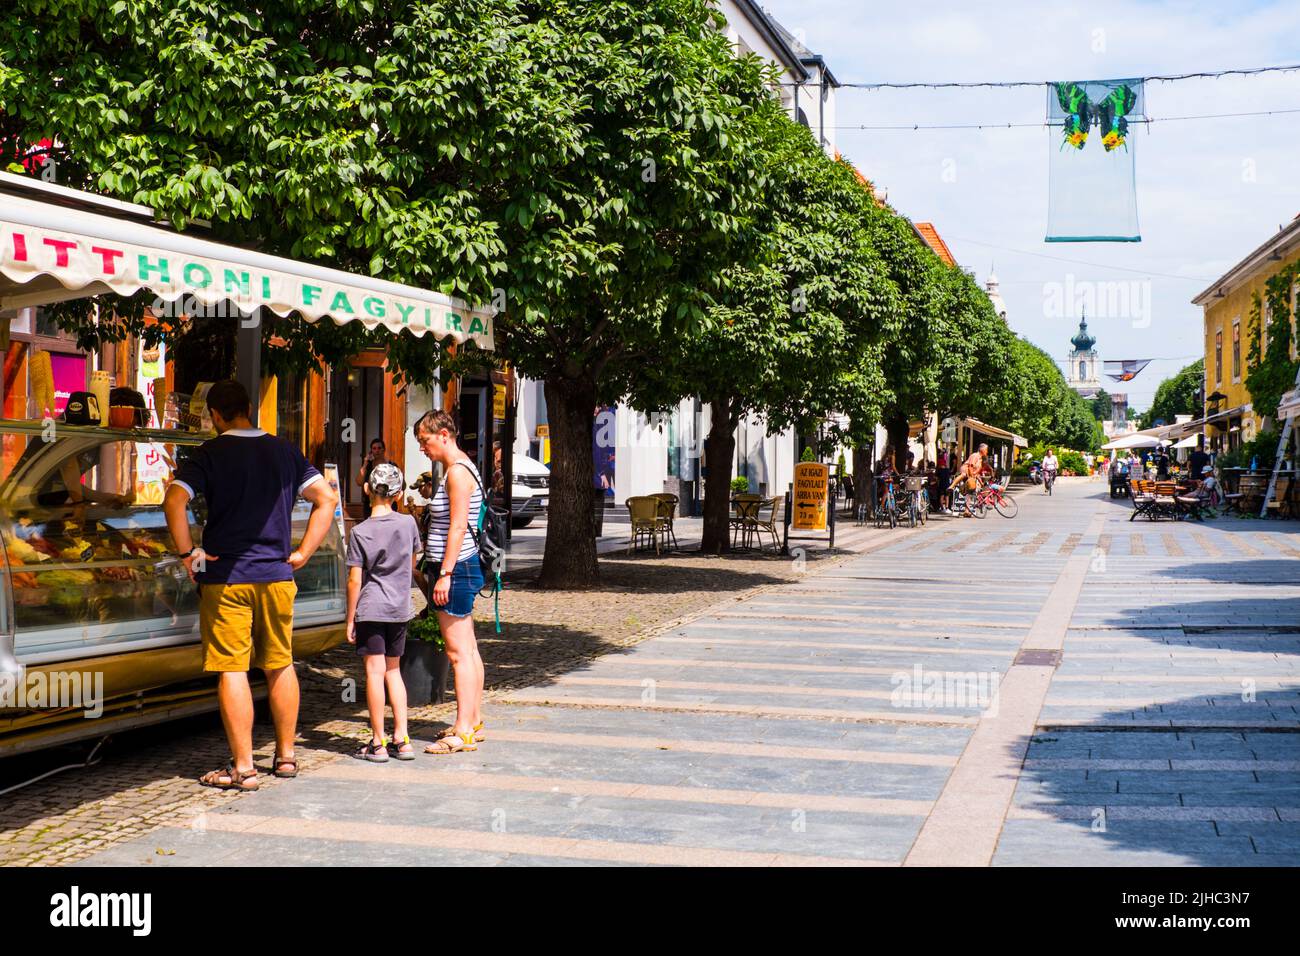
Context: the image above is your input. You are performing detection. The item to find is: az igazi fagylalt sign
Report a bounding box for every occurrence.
[792,462,828,531]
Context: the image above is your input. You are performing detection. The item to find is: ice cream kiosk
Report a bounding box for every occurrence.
[0,171,494,754]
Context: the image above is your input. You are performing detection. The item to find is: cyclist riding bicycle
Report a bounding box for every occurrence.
[948,442,988,518]
[1041,448,1059,495]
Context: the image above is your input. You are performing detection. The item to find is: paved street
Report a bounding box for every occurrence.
[64,480,1300,865]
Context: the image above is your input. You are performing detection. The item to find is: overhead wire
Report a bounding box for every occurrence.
[815,62,1300,89]
[833,106,1300,131]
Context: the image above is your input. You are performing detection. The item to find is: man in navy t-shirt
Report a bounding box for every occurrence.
[163,380,337,792]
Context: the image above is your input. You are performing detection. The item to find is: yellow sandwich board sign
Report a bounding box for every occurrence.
[792,462,829,531]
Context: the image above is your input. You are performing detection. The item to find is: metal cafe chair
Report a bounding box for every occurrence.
[650,492,679,550]
[625,496,662,555]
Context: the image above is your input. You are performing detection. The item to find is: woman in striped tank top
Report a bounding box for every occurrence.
[413,410,485,754]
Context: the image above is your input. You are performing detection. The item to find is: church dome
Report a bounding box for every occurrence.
[1070,315,1096,351]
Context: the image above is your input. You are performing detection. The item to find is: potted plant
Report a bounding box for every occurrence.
[730,476,750,495]
[401,610,450,706]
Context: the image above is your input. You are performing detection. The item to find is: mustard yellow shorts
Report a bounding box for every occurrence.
[199,581,297,672]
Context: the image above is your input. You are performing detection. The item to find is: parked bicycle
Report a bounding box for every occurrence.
[875,476,899,529]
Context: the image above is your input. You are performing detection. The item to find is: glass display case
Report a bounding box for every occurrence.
[0,420,345,666]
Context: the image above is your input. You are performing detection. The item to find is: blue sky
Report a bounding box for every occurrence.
[763,0,1300,407]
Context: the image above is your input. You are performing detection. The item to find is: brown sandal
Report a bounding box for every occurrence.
[272,754,299,778]
[199,765,260,791]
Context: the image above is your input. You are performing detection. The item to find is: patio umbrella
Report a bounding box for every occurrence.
[1101,434,1168,450]
[1171,435,1198,449]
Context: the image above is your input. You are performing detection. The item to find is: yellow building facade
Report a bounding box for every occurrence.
[1192,216,1300,454]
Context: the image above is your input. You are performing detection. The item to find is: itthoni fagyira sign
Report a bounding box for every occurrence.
[0,194,494,348]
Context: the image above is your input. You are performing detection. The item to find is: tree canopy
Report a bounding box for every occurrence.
[1139,358,1204,428]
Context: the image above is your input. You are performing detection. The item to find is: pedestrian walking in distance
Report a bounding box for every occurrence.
[345,462,421,762]
[412,410,486,754]
[163,380,338,791]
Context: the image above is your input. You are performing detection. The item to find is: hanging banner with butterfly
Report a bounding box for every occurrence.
[1046,78,1145,243]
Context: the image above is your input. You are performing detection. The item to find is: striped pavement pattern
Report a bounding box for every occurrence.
[77,481,1300,867]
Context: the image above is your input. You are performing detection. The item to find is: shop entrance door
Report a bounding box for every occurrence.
[458,385,489,479]
[325,354,387,520]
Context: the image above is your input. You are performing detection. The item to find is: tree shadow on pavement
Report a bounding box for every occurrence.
[1009,586,1300,866]
[507,556,788,596]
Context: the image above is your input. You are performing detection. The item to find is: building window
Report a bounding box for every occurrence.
[1232,320,1241,382]
[1215,329,1223,384]
[1079,360,1087,380]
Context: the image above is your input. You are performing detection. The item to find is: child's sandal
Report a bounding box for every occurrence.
[387,735,416,761]
[353,739,390,763]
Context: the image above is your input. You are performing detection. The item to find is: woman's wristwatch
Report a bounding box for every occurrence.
[438,568,454,579]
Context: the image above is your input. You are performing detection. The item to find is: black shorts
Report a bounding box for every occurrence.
[355,620,408,658]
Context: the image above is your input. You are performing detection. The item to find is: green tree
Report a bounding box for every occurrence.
[0,0,543,388]
[1139,358,1204,428]
[639,117,896,553]
[1091,388,1112,421]
[1245,265,1300,419]
[0,0,786,588]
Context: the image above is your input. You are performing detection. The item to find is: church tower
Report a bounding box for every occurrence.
[1066,313,1100,397]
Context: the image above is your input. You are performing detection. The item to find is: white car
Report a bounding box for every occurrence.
[510,454,549,527]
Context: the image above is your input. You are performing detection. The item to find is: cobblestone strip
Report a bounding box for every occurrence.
[1057,532,1082,555]
[1019,532,1051,555]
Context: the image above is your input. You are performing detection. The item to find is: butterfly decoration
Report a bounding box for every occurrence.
[1054,82,1139,152]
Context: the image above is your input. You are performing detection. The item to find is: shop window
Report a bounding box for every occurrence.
[276,372,308,453]
[169,313,236,396]
[1232,320,1241,382]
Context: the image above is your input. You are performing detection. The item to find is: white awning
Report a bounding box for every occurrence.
[962,417,1028,448]
[1279,388,1299,421]
[1171,435,1198,449]
[0,173,493,348]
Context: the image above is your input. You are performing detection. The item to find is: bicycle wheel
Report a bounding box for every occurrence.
[907,497,917,527]
[918,490,929,524]
[973,496,988,518]
[993,492,1019,518]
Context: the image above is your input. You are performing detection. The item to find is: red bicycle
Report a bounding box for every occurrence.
[975,478,1019,518]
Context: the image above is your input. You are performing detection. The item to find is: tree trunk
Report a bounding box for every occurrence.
[538,376,600,589]
[700,394,738,555]
[886,414,910,471]
[852,444,873,510]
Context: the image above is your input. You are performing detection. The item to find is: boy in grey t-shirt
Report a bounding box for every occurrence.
[345,463,422,762]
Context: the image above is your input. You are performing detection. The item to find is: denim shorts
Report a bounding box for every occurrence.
[438,557,483,618]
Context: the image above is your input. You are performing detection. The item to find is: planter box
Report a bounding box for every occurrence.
[401,639,450,706]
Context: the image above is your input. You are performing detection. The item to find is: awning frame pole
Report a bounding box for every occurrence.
[236,308,262,426]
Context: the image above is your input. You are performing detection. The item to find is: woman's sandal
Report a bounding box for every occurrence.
[199,765,260,791]
[435,721,485,743]
[424,732,478,755]
[272,753,299,778]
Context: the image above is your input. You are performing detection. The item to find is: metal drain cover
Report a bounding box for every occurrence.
[1015,649,1062,667]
